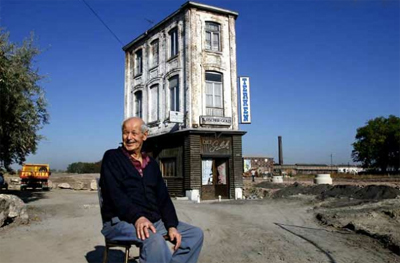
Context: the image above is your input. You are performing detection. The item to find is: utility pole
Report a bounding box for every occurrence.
[330,153,333,174]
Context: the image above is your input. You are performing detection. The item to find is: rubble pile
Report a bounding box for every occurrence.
[243,185,274,200]
[3,174,99,192]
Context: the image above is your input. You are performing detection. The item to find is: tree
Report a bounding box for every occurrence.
[352,115,400,173]
[0,30,49,171]
[67,161,101,174]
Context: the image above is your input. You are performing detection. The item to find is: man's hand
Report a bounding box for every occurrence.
[135,216,156,240]
[168,227,181,251]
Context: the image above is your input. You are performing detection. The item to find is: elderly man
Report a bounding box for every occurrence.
[100,117,203,263]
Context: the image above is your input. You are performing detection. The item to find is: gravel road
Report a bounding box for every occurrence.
[0,189,398,263]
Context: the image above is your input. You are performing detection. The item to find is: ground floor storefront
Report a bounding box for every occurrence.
[144,130,246,200]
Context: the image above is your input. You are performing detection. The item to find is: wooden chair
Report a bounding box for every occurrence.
[96,178,139,263]
[96,178,173,263]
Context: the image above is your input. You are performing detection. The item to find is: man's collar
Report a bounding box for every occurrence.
[120,146,149,161]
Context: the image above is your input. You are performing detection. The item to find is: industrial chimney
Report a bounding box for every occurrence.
[278,136,283,165]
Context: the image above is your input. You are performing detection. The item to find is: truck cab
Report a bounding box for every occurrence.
[19,164,51,191]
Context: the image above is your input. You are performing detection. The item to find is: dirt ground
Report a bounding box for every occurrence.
[0,175,399,263]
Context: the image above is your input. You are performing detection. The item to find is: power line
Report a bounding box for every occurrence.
[81,0,124,46]
[144,18,154,25]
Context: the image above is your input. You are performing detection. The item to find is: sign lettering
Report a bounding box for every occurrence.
[200,116,232,126]
[201,138,231,154]
[239,77,251,124]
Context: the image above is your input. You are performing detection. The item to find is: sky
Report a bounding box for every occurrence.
[1,0,399,170]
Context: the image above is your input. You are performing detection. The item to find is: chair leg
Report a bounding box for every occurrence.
[103,245,109,263]
[124,247,130,263]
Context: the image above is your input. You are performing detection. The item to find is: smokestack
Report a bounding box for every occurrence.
[278,136,283,165]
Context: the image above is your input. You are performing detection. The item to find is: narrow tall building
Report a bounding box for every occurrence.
[123,1,246,200]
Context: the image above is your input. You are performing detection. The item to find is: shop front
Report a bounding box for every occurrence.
[145,130,246,200]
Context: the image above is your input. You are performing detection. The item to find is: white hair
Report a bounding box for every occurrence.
[141,123,149,134]
[121,117,149,134]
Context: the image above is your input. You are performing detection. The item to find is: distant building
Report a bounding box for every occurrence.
[337,166,364,174]
[274,164,364,175]
[243,156,274,175]
[273,164,336,175]
[123,2,245,200]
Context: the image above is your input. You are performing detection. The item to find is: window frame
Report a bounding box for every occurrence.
[169,76,179,112]
[134,90,143,118]
[205,71,224,116]
[205,22,221,52]
[134,49,143,76]
[160,158,177,178]
[169,28,179,58]
[149,84,159,123]
[150,39,159,68]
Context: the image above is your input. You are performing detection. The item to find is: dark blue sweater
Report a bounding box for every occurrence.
[99,147,178,229]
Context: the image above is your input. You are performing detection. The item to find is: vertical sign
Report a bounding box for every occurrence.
[239,77,251,123]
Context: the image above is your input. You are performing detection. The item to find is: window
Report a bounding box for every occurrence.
[161,158,176,177]
[205,71,223,116]
[169,28,178,57]
[169,76,179,111]
[135,49,143,75]
[149,84,159,122]
[134,91,142,118]
[205,22,220,51]
[150,40,159,68]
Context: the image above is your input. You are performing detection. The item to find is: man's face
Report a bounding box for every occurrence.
[122,118,147,153]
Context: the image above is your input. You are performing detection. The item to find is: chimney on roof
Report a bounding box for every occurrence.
[278,136,283,165]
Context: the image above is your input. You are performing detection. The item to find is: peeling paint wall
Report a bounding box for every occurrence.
[123,4,239,137]
[187,8,238,130]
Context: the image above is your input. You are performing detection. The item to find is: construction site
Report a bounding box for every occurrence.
[0,172,399,263]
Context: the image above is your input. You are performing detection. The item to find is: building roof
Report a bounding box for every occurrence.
[148,128,247,139]
[122,1,239,51]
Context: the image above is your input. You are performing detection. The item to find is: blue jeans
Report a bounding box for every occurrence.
[102,219,204,263]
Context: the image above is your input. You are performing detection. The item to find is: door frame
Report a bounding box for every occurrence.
[201,157,229,200]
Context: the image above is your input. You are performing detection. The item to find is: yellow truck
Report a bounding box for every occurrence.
[19,164,51,191]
